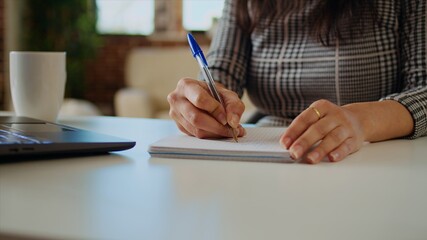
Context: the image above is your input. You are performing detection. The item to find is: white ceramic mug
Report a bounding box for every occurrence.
[10,51,66,122]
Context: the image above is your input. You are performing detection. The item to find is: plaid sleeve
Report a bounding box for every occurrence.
[382,0,427,139]
[204,0,251,98]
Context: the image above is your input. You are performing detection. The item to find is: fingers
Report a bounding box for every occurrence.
[286,117,339,160]
[168,78,246,139]
[177,78,227,125]
[169,96,230,138]
[221,88,245,128]
[172,112,227,139]
[327,138,357,162]
[281,99,364,164]
[281,104,324,149]
[174,113,246,139]
[305,126,350,164]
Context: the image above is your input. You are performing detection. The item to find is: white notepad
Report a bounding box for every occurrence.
[148,127,292,162]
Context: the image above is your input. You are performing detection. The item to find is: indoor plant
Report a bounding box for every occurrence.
[22,0,101,98]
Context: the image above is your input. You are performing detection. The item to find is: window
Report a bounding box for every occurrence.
[96,0,154,35]
[96,0,225,35]
[183,0,225,31]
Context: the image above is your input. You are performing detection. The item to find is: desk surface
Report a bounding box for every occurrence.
[1,116,427,240]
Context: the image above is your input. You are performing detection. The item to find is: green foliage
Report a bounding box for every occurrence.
[22,0,101,98]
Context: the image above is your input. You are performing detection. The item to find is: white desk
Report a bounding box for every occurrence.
[1,116,427,240]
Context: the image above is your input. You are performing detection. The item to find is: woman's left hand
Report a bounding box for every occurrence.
[280,99,366,164]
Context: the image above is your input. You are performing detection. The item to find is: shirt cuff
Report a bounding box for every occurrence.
[381,87,427,139]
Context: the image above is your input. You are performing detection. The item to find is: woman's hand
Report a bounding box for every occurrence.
[280,99,414,164]
[280,99,365,164]
[167,78,246,139]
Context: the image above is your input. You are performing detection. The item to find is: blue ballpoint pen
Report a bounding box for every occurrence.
[187,33,238,142]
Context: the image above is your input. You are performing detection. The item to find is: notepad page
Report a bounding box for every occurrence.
[149,127,288,154]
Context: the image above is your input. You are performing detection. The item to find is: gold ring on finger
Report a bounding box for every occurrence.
[310,107,322,120]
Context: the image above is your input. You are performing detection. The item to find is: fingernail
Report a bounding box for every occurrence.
[290,145,303,159]
[281,137,292,149]
[218,113,227,125]
[307,151,320,163]
[330,152,339,162]
[229,114,240,128]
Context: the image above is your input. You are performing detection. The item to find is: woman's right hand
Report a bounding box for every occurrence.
[167,78,246,139]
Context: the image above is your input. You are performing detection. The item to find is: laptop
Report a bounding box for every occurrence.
[0,116,136,158]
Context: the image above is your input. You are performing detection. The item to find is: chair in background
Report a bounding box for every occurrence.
[114,46,256,121]
[59,98,102,117]
[115,46,199,119]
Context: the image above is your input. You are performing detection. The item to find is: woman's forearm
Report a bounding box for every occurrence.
[343,100,414,142]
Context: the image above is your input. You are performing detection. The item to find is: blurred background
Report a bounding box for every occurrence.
[0,0,226,118]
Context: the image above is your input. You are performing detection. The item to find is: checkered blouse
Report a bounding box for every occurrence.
[206,0,427,139]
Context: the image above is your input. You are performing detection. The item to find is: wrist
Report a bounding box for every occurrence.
[343,100,414,142]
[343,103,373,142]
